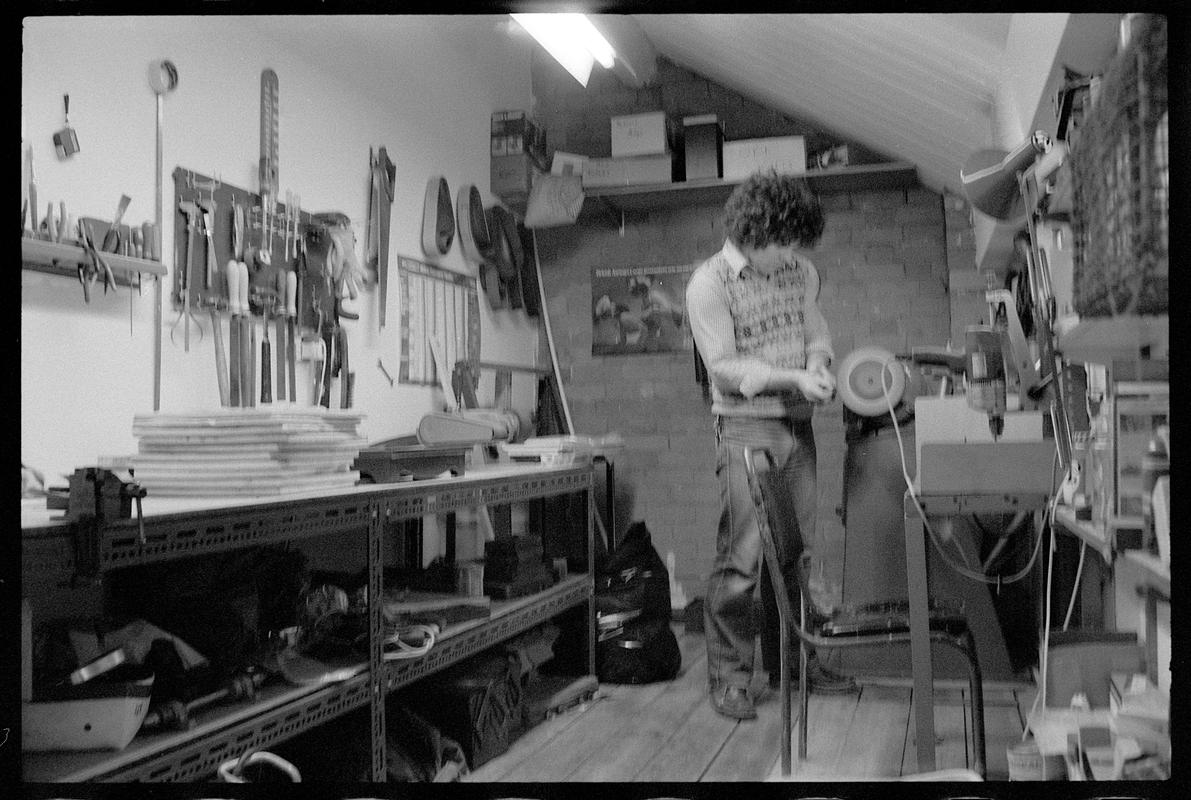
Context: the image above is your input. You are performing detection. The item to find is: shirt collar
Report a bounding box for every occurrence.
[721,240,750,277]
[721,240,799,278]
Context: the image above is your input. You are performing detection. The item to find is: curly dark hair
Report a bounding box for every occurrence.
[723,170,825,249]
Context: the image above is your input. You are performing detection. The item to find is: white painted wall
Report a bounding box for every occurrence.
[22,15,539,482]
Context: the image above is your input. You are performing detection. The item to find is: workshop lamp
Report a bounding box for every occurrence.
[512,13,616,87]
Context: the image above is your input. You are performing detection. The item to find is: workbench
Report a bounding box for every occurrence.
[21,461,595,782]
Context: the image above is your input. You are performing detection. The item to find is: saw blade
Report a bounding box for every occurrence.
[259,69,279,199]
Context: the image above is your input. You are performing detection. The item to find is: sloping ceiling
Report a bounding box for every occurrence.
[631,13,1013,196]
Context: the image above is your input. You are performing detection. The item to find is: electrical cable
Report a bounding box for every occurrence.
[1062,539,1087,631]
[382,623,437,660]
[881,357,1054,586]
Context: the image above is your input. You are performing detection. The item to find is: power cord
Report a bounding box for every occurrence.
[880,357,1057,586]
[382,623,438,660]
[1062,539,1087,631]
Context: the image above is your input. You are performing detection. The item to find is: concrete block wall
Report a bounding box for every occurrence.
[530,53,961,600]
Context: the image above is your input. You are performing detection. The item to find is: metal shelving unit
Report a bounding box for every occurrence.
[21,462,594,782]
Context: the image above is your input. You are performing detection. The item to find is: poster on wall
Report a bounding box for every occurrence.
[591,264,694,356]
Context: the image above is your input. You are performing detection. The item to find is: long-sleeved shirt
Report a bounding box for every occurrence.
[686,239,834,419]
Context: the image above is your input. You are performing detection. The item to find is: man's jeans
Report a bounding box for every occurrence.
[704,416,816,690]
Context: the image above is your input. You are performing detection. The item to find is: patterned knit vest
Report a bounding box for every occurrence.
[720,257,814,419]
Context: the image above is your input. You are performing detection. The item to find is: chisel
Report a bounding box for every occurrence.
[275,270,287,402]
[261,296,272,404]
[209,300,230,407]
[226,259,242,407]
[27,148,37,239]
[286,270,298,404]
[239,261,253,407]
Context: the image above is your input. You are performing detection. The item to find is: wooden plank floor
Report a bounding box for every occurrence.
[467,626,1036,783]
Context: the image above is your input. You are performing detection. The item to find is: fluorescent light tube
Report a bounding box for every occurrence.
[512,13,617,87]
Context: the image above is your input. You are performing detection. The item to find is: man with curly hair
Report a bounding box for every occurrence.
[686,171,856,721]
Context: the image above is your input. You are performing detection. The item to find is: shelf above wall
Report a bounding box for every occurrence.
[22,236,167,288]
[581,161,919,214]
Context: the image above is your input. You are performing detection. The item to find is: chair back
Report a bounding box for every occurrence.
[743,447,805,641]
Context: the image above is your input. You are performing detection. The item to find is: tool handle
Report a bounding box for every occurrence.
[285,270,298,317]
[225,259,240,314]
[209,306,230,407]
[58,201,68,243]
[29,184,38,238]
[237,261,251,315]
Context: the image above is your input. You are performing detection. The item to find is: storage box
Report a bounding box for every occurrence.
[611,111,672,157]
[722,135,807,180]
[399,652,522,769]
[682,114,723,180]
[582,153,675,188]
[551,151,588,177]
[491,153,537,200]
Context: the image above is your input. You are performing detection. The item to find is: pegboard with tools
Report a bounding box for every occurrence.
[170,167,306,322]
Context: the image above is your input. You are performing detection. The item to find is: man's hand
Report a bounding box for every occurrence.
[796,368,835,404]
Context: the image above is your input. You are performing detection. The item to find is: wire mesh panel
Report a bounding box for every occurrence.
[1069,14,1168,317]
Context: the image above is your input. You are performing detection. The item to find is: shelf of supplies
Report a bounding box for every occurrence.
[581,161,918,213]
[22,463,595,782]
[1055,314,1169,364]
[22,236,168,287]
[21,574,592,783]
[22,463,593,586]
[1052,505,1114,562]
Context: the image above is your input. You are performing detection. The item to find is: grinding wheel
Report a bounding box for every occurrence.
[837,346,906,417]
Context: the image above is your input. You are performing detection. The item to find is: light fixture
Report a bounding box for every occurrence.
[512,13,616,87]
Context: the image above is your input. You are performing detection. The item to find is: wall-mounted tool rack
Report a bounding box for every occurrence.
[22,462,595,783]
[170,167,311,320]
[22,237,167,289]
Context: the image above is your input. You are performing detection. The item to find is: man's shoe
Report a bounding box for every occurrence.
[768,659,858,695]
[709,684,757,719]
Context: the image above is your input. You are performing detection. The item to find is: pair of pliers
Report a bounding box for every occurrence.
[77,220,117,303]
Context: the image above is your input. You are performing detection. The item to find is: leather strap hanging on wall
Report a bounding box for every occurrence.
[456,184,491,264]
[456,184,503,309]
[516,222,541,318]
[420,176,455,258]
[485,205,524,310]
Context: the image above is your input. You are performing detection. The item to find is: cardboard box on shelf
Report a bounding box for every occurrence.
[722,135,807,180]
[682,114,723,180]
[551,151,588,177]
[491,153,538,200]
[611,111,673,157]
[582,153,675,188]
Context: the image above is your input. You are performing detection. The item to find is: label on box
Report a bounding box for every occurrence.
[583,154,673,188]
[723,136,807,180]
[611,111,670,157]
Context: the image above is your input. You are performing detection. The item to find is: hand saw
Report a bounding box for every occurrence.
[370,147,395,329]
[259,68,279,261]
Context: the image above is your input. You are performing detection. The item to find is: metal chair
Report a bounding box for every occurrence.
[743,447,986,778]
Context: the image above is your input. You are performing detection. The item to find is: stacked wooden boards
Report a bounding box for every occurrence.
[131,408,366,496]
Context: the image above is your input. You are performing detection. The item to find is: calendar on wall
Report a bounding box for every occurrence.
[398,255,479,386]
